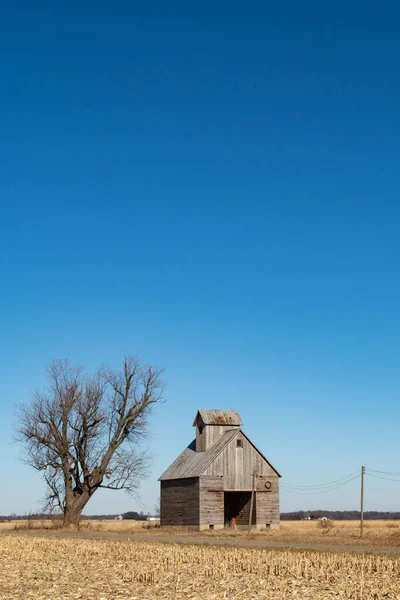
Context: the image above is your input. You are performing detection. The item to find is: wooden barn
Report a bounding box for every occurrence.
[159,410,281,530]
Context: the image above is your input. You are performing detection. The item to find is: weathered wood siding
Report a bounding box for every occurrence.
[255,476,280,526]
[203,432,277,489]
[160,416,280,529]
[196,424,240,452]
[160,478,199,526]
[199,476,224,528]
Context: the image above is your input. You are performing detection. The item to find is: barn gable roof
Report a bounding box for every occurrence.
[192,409,242,427]
[159,429,281,480]
[240,430,282,478]
[159,430,237,481]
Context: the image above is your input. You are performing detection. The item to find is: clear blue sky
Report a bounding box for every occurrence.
[1,1,400,515]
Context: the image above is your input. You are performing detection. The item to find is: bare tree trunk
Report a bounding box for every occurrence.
[63,487,90,527]
[63,505,83,527]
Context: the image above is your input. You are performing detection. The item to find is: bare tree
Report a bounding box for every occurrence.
[16,357,164,526]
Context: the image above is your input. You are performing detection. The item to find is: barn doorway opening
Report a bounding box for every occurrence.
[224,492,256,527]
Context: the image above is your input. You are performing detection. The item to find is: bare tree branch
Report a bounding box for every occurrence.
[16,357,164,526]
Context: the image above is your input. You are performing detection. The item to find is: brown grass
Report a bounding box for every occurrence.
[0,534,399,599]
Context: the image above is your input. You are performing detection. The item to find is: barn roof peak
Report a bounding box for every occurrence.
[193,409,242,427]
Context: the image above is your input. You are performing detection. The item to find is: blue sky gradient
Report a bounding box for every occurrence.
[1,1,400,515]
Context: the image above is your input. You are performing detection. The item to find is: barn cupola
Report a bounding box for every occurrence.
[193,410,242,452]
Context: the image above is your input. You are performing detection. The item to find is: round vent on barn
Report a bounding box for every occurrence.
[265,481,272,490]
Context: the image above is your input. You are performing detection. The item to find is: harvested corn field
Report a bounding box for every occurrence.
[0,535,400,599]
[3,519,400,548]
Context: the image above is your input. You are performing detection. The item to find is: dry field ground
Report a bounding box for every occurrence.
[2,518,400,548]
[1,534,400,600]
[1,521,400,599]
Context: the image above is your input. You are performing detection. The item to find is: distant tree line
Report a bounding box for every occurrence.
[281,510,400,521]
[0,513,123,522]
[0,512,150,522]
[122,511,148,520]
[3,510,399,523]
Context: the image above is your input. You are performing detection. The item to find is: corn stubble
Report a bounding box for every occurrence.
[0,536,399,599]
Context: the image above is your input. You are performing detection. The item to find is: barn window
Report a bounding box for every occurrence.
[198,423,203,435]
[236,439,242,448]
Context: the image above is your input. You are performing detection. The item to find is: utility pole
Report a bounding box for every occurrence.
[360,466,365,537]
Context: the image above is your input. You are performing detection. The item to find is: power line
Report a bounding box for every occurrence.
[366,473,400,483]
[280,466,400,498]
[281,465,397,538]
[283,472,359,489]
[282,470,360,490]
[281,480,359,496]
[367,468,400,476]
[281,474,360,495]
